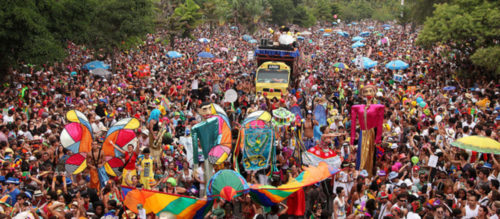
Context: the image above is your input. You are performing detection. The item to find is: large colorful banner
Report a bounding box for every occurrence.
[242,127,274,171]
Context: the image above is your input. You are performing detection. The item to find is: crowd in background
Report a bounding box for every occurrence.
[0,20,499,219]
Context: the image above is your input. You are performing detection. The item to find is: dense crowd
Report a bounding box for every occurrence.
[0,20,499,219]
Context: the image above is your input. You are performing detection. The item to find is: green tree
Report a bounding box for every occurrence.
[417,0,500,75]
[293,5,317,27]
[338,0,374,22]
[166,0,203,48]
[228,0,271,33]
[89,0,154,72]
[269,0,296,25]
[201,0,231,30]
[0,0,67,80]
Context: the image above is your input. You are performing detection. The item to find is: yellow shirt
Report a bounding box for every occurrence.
[140,158,153,178]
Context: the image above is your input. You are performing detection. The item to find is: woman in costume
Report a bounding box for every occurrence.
[350,85,384,177]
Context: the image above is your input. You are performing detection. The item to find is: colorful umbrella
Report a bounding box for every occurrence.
[359,31,370,37]
[333,62,349,69]
[198,38,210,43]
[207,170,249,201]
[213,59,224,63]
[242,35,253,42]
[197,52,214,58]
[352,41,365,48]
[337,31,349,37]
[443,86,456,91]
[352,36,364,42]
[167,51,183,58]
[385,60,409,70]
[82,61,110,70]
[451,136,500,154]
[351,57,378,69]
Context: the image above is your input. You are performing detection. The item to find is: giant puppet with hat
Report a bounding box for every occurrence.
[350,84,385,177]
[190,102,232,196]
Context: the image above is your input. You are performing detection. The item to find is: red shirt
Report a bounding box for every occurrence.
[124,152,137,170]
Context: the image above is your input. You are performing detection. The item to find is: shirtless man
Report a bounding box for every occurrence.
[303,111,318,150]
[87,141,106,191]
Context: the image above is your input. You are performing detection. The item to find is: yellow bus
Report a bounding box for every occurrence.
[255,61,290,99]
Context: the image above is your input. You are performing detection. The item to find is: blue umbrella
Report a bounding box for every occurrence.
[443,86,456,91]
[359,31,370,37]
[352,36,364,42]
[198,38,210,43]
[368,26,375,29]
[297,36,305,40]
[382,24,391,28]
[332,22,338,25]
[385,60,409,70]
[352,57,378,69]
[351,41,365,48]
[82,61,110,71]
[323,33,331,37]
[319,28,325,32]
[384,27,391,30]
[242,35,253,42]
[197,52,214,58]
[167,51,182,58]
[248,39,258,44]
[352,22,358,25]
[347,24,352,27]
[230,26,238,30]
[337,31,349,37]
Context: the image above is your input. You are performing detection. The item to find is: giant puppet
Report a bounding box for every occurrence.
[350,85,384,177]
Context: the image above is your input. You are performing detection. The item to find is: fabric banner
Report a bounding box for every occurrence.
[242,127,274,171]
[302,146,342,168]
[179,136,193,167]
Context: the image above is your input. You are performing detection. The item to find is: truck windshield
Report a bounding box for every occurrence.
[256,69,289,83]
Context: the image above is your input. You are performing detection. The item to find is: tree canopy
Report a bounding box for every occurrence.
[417,0,500,75]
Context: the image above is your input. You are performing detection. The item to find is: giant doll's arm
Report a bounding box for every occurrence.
[375,106,385,144]
[350,106,358,145]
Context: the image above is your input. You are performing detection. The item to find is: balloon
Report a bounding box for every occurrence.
[411,156,419,165]
[424,109,431,115]
[411,101,417,106]
[416,97,423,103]
[419,101,426,107]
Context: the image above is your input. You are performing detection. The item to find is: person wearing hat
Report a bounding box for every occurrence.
[163,177,186,195]
[335,161,353,199]
[5,177,20,206]
[376,191,392,219]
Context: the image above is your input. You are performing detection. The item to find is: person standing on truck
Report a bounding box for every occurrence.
[303,110,318,150]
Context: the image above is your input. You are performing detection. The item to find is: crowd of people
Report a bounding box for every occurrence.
[0,20,499,219]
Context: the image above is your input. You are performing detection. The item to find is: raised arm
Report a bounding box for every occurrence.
[375,106,385,144]
[108,140,127,154]
[350,106,358,145]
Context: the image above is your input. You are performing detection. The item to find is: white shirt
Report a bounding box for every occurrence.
[191,79,199,90]
[462,204,479,219]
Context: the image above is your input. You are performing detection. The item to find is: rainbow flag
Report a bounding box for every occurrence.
[122,186,212,219]
[249,162,339,206]
[122,162,339,217]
